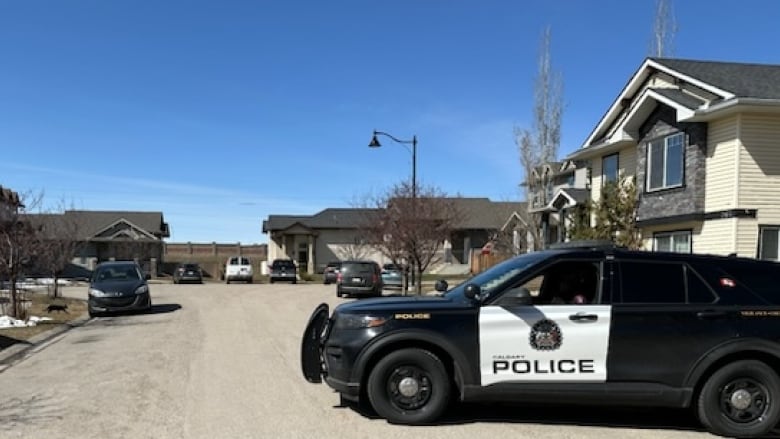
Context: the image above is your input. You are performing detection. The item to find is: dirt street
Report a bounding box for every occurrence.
[0,283,715,439]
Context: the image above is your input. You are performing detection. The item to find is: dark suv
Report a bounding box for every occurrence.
[302,243,780,437]
[336,260,382,298]
[269,259,297,284]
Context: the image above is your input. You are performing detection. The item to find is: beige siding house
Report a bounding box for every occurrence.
[569,58,780,260]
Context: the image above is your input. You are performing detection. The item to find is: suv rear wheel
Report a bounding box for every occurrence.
[697,359,780,437]
[367,348,450,424]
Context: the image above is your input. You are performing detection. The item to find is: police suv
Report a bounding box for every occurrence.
[301,244,780,437]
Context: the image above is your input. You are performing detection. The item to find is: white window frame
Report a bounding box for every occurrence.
[653,230,692,253]
[758,226,780,261]
[647,132,685,191]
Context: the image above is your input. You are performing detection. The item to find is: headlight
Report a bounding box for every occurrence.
[135,285,149,295]
[89,288,107,297]
[334,314,388,330]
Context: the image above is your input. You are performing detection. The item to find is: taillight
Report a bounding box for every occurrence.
[373,274,378,283]
[337,272,343,283]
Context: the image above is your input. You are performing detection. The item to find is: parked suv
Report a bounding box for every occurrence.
[225,256,253,284]
[302,242,780,437]
[269,259,297,284]
[336,260,382,298]
[322,261,341,285]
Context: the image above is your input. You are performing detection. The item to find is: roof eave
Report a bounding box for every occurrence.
[683,98,780,122]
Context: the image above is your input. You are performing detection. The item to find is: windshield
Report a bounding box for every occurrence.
[444,251,551,299]
[94,265,141,282]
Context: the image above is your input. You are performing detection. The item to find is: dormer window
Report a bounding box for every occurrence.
[647,132,684,191]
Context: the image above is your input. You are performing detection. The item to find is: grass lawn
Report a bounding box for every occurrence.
[0,292,87,348]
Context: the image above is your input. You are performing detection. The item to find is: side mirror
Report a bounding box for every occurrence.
[434,279,448,292]
[501,286,533,306]
[464,283,481,300]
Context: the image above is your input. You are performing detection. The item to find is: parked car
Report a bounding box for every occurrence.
[173,262,203,284]
[87,261,152,317]
[269,259,297,284]
[336,260,382,298]
[380,263,403,290]
[302,241,780,437]
[323,261,341,285]
[225,256,253,284]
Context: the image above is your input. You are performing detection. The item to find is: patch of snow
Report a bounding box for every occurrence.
[0,314,52,328]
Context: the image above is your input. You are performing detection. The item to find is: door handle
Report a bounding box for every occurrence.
[696,310,728,319]
[569,313,598,322]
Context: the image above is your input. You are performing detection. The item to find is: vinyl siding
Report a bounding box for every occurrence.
[735,217,759,258]
[705,116,739,212]
[695,217,737,256]
[738,114,780,225]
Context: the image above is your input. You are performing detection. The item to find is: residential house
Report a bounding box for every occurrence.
[33,210,170,273]
[568,57,780,258]
[525,160,590,248]
[262,199,528,274]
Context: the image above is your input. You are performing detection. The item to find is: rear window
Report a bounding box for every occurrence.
[184,264,199,270]
[273,260,296,268]
[341,263,377,274]
[229,257,250,265]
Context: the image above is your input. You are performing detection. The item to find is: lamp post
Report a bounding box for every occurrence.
[368,130,418,292]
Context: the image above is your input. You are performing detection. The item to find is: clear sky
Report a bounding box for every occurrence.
[2,0,779,244]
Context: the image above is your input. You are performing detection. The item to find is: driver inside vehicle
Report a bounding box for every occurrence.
[548,266,597,305]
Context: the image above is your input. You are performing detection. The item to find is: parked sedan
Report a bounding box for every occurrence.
[88,261,152,317]
[173,263,203,284]
[380,263,403,290]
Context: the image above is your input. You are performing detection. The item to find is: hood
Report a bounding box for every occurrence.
[335,294,469,314]
[90,279,146,295]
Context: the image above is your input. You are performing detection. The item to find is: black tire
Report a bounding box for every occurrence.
[292,280,297,284]
[226,279,230,284]
[697,360,780,437]
[248,279,253,284]
[367,348,450,424]
[270,279,275,284]
[336,289,343,298]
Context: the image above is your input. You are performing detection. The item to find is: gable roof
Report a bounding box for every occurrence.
[651,58,780,99]
[450,198,527,229]
[263,208,380,233]
[24,210,169,240]
[570,57,780,160]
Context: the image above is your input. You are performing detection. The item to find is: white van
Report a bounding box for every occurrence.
[225,256,253,284]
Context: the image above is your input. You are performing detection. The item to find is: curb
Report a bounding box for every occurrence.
[0,313,91,370]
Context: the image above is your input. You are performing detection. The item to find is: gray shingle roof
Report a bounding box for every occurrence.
[24,210,169,240]
[263,200,527,233]
[652,58,780,99]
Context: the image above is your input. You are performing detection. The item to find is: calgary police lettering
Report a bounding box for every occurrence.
[491,319,596,376]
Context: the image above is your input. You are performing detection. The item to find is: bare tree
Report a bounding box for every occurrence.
[0,192,46,318]
[334,240,372,261]
[650,0,676,57]
[362,182,461,295]
[33,203,83,298]
[516,26,564,251]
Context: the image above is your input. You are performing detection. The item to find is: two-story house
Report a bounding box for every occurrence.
[568,58,780,259]
[525,160,590,248]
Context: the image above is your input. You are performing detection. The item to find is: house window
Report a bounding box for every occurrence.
[759,226,780,261]
[602,154,618,183]
[647,132,684,191]
[654,230,691,253]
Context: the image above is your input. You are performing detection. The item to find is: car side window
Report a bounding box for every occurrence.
[685,265,717,304]
[495,260,600,306]
[619,261,685,304]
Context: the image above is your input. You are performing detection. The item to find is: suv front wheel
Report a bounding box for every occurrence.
[697,359,780,437]
[367,348,450,424]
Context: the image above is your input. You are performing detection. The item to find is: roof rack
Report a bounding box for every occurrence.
[547,240,619,250]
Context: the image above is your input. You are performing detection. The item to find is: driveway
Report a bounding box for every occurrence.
[0,283,716,439]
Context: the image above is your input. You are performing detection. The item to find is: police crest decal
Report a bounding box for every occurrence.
[529,319,563,351]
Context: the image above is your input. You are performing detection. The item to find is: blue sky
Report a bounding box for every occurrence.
[2,0,779,244]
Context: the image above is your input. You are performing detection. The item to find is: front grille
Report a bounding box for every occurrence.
[93,296,137,307]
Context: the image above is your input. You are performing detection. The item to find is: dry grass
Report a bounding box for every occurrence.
[0,291,87,344]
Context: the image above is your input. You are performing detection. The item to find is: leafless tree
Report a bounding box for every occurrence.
[516,26,564,251]
[650,0,676,57]
[362,182,462,295]
[0,192,46,318]
[334,240,372,261]
[33,203,84,298]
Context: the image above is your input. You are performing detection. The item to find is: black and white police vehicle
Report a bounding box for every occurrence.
[301,243,780,437]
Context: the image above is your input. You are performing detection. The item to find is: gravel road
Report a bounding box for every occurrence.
[0,283,716,439]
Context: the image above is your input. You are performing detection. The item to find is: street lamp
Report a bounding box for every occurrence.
[368,130,417,201]
[369,130,418,292]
